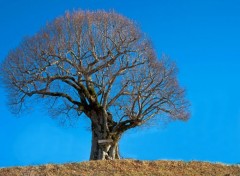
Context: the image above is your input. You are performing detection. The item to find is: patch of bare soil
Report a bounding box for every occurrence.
[0,160,239,176]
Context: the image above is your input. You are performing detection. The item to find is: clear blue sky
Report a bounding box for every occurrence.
[0,0,240,167]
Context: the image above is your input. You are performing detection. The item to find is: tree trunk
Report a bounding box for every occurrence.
[90,129,120,160]
[88,109,121,160]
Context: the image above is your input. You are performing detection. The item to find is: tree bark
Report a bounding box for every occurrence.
[88,108,121,160]
[90,129,120,160]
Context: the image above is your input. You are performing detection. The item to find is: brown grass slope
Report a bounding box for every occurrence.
[0,160,239,176]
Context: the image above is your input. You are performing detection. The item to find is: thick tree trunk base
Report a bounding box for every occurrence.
[90,135,120,160]
[90,123,121,160]
[88,109,121,160]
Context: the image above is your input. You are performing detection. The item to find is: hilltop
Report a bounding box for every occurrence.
[0,160,239,176]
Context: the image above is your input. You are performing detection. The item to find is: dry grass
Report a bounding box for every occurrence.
[0,160,239,176]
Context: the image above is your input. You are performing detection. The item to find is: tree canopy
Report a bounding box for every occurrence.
[0,11,190,160]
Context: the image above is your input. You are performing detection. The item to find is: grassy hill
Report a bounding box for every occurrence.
[0,160,239,176]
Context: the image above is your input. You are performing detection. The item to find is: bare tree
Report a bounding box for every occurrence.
[0,11,189,160]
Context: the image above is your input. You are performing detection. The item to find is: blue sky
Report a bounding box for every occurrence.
[0,0,240,167]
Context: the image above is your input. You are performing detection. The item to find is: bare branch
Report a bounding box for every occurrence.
[0,10,189,131]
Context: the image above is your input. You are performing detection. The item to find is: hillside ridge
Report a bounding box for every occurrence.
[0,160,239,176]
